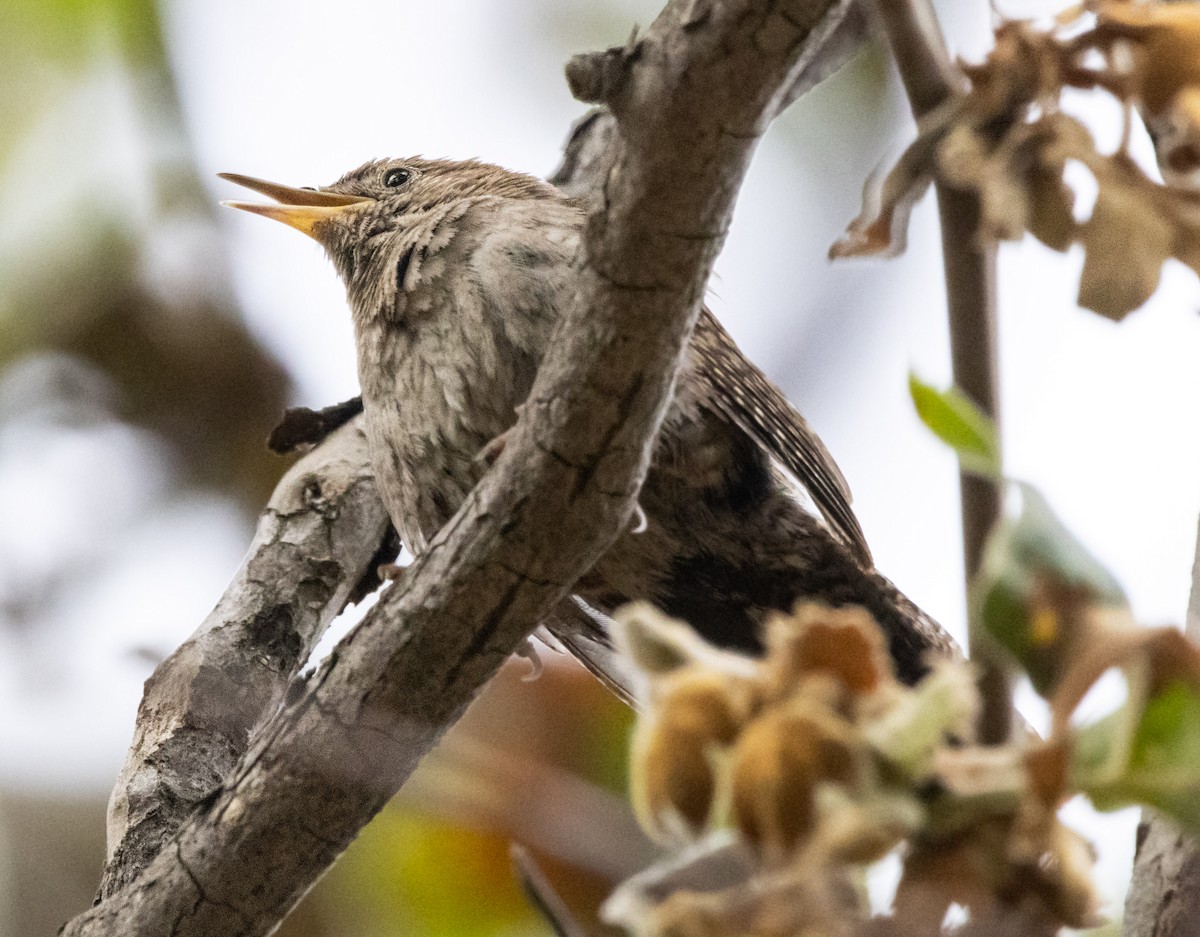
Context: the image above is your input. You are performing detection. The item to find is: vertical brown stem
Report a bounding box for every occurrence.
[873,0,1010,742]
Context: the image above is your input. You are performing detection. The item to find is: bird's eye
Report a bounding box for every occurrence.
[384,168,411,188]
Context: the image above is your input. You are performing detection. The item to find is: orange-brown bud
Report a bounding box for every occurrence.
[762,603,894,702]
[730,707,859,863]
[631,667,753,842]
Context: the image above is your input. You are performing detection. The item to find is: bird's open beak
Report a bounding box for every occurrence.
[219,173,372,240]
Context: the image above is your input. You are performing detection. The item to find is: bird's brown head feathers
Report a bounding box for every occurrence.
[221,157,562,314]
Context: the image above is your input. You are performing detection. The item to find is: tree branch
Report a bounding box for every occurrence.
[1123,515,1200,937]
[63,2,853,934]
[871,0,1009,743]
[100,416,393,898]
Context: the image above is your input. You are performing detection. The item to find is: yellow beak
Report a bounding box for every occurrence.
[219,172,372,240]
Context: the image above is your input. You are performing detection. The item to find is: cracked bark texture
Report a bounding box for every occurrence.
[65,1,867,933]
[1123,517,1200,937]
[100,417,393,898]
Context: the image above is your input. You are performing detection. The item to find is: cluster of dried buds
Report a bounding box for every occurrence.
[602,602,1102,937]
[832,0,1200,320]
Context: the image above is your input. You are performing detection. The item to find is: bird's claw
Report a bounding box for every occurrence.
[630,500,648,534]
[515,637,544,682]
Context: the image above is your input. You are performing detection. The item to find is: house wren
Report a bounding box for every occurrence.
[221,158,951,689]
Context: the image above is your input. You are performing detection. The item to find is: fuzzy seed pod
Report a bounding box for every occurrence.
[631,667,753,843]
[729,706,858,863]
[762,603,893,702]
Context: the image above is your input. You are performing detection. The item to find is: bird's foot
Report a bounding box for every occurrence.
[514,637,544,682]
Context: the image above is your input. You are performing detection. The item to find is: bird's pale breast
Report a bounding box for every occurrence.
[352,196,581,552]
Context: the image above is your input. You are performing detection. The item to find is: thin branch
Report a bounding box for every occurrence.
[871,0,1009,744]
[775,0,868,115]
[1123,515,1200,937]
[99,416,393,897]
[62,2,853,934]
[511,844,592,937]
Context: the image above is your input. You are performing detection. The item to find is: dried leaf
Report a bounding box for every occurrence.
[832,11,1200,321]
[1026,159,1077,251]
[829,117,946,259]
[1077,180,1175,319]
[937,122,1032,242]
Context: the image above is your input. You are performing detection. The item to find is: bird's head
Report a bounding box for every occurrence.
[220,157,558,302]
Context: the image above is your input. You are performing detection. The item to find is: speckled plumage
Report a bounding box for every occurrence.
[236,156,951,683]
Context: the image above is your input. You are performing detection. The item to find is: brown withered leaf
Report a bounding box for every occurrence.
[833,11,1200,320]
[937,123,1030,242]
[828,116,946,259]
[1026,158,1077,251]
[1078,177,1175,318]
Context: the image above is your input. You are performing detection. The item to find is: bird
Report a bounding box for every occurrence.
[221,157,953,696]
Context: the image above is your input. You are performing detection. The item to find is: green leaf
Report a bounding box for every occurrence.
[864,660,979,780]
[972,484,1129,695]
[908,374,1001,478]
[1074,680,1200,832]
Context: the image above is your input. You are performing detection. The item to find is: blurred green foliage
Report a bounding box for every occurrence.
[315,810,537,937]
[0,0,291,509]
[908,372,1002,479]
[1076,678,1200,830]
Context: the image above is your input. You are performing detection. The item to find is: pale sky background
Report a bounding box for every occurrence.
[3,0,1198,919]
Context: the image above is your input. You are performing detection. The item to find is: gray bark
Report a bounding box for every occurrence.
[1123,517,1200,937]
[62,1,860,935]
[100,418,392,898]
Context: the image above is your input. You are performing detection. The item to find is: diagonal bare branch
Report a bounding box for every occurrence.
[99,416,393,898]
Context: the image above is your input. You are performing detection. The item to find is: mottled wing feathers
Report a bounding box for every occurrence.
[545,599,643,707]
[692,310,873,567]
